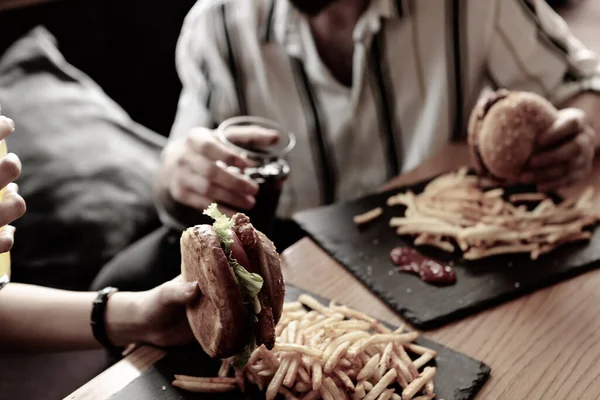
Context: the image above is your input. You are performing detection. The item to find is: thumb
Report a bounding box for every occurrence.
[158,279,200,306]
[225,125,280,147]
[536,108,584,149]
[0,116,14,141]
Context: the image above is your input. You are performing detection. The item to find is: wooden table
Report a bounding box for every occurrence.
[65,142,600,400]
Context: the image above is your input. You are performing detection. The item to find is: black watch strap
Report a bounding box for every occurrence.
[91,287,120,353]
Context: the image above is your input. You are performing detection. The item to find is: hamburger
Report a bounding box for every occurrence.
[181,204,284,364]
[468,89,558,183]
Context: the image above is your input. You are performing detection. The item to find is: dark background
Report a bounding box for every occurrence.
[0,0,197,137]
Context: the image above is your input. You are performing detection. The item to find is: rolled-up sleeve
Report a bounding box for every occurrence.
[487,0,600,105]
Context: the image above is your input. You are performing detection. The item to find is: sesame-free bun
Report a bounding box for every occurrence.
[181,225,249,358]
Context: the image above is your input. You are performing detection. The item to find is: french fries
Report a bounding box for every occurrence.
[174,295,438,399]
[387,169,599,260]
[354,207,384,225]
[171,376,237,393]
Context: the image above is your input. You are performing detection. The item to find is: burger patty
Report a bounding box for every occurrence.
[231,213,278,348]
[255,291,276,349]
[231,214,259,250]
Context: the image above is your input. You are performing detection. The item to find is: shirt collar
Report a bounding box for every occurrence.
[278,0,405,56]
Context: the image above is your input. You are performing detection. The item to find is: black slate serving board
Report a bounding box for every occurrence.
[293,174,600,330]
[111,286,490,400]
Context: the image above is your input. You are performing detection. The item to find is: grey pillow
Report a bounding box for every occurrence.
[0,27,167,289]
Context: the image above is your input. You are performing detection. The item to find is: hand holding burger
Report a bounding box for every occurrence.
[523,107,595,192]
[468,89,596,191]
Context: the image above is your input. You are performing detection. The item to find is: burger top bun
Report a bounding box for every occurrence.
[468,89,558,182]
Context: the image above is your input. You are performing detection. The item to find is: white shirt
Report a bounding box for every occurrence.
[166,0,600,226]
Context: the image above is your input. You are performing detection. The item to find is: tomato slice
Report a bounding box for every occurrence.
[230,232,253,272]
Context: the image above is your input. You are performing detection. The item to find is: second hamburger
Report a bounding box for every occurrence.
[468,89,558,183]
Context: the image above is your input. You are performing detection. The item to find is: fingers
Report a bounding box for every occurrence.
[536,108,586,149]
[0,153,22,189]
[0,225,16,253]
[158,279,201,307]
[524,111,596,191]
[224,125,280,147]
[527,153,592,192]
[0,117,15,141]
[169,178,210,209]
[528,135,590,169]
[176,168,255,209]
[0,183,25,226]
[520,164,569,184]
[209,183,256,210]
[523,159,590,191]
[171,170,254,211]
[170,138,258,210]
[168,126,269,212]
[179,151,258,195]
[187,128,251,169]
[169,182,238,215]
[538,168,590,192]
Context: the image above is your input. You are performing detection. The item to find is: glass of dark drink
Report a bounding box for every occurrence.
[216,116,296,237]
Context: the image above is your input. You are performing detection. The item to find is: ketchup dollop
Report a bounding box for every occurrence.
[390,247,456,286]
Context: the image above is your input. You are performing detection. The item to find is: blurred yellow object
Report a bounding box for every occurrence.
[0,139,10,289]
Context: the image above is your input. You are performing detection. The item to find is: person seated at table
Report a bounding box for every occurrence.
[0,116,200,353]
[92,0,600,291]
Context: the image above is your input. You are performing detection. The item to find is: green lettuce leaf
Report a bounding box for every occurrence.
[203,203,234,251]
[230,257,264,298]
[233,338,256,370]
[203,204,264,367]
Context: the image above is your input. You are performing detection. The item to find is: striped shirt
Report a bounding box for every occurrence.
[168,0,600,223]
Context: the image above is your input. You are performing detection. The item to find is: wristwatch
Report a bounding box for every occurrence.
[90,286,121,353]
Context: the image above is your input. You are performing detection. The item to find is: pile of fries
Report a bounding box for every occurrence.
[173,294,439,400]
[386,168,599,260]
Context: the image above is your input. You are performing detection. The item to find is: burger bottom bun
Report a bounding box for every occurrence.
[181,225,249,359]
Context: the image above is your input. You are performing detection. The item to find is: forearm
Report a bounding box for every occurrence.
[560,91,600,150]
[0,283,141,352]
[0,0,60,11]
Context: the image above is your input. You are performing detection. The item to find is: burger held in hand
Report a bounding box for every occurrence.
[468,89,559,184]
[181,204,284,363]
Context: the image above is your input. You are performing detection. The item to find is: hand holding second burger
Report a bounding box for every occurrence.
[521,108,596,192]
[468,89,596,192]
[161,126,279,215]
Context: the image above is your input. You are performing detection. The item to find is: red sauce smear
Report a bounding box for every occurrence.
[390,247,456,286]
